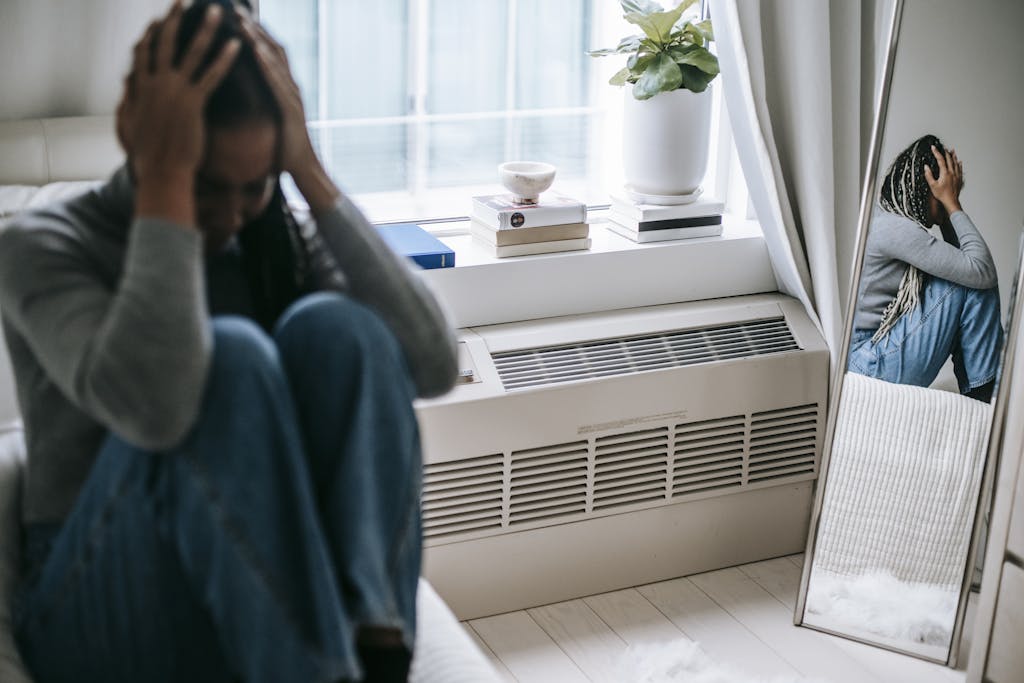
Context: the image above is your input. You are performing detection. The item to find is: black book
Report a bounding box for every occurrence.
[608,211,723,233]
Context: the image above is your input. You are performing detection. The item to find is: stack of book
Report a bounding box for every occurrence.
[470,192,590,258]
[606,194,725,243]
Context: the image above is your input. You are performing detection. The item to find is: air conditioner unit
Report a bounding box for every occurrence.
[415,293,828,619]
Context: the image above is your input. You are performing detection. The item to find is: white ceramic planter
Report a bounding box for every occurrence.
[622,87,712,197]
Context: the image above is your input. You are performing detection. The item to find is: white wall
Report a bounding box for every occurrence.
[874,0,1024,314]
[0,0,167,121]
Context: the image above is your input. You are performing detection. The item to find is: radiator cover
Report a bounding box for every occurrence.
[415,293,829,618]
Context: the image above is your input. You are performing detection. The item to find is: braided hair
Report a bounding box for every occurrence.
[176,0,318,330]
[872,134,946,342]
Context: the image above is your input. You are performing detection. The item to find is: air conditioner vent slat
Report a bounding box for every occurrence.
[595,458,667,477]
[423,454,503,476]
[750,422,818,442]
[423,464,504,486]
[595,468,667,488]
[422,480,502,500]
[511,452,589,473]
[675,443,747,462]
[749,461,815,477]
[675,465,745,486]
[495,317,799,391]
[595,445,670,464]
[423,509,503,532]
[595,427,669,445]
[423,505,503,526]
[594,493,666,511]
[596,438,670,456]
[511,462,588,483]
[423,517,503,538]
[676,423,747,441]
[509,503,586,525]
[672,477,744,497]
[749,444,811,464]
[674,450,746,469]
[675,457,744,477]
[594,480,666,500]
[511,485,587,507]
[749,433,817,452]
[423,496,501,515]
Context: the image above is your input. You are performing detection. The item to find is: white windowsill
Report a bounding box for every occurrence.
[417,213,778,329]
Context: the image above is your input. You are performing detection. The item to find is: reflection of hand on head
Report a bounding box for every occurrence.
[924,144,964,216]
[117,0,241,227]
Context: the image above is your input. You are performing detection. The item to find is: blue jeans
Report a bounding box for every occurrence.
[14,293,423,683]
[848,276,1003,393]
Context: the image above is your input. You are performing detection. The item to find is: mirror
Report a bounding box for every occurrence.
[795,0,1024,664]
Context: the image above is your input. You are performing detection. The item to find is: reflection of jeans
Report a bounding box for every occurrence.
[848,276,1003,393]
[14,293,423,683]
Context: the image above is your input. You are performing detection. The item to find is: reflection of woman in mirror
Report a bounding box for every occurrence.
[848,134,1002,402]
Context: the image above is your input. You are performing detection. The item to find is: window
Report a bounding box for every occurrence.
[258,0,747,225]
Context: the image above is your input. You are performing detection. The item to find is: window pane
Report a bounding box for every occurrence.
[428,0,508,114]
[514,115,591,179]
[428,119,506,188]
[515,0,591,109]
[324,2,408,119]
[317,123,408,194]
[259,0,318,116]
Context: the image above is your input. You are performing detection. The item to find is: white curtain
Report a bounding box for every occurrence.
[709,0,892,364]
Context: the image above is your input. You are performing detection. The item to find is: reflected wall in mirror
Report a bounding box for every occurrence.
[796,0,1024,664]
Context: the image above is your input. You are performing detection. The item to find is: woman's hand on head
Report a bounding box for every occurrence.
[237,10,341,213]
[924,145,964,215]
[119,1,240,225]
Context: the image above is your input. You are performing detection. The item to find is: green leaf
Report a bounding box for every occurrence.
[588,35,643,57]
[695,19,714,41]
[633,52,682,100]
[610,67,633,86]
[627,52,655,73]
[671,45,719,75]
[626,4,687,44]
[619,0,664,14]
[679,63,714,92]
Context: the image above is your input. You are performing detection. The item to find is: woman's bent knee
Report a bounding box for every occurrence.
[274,293,405,363]
[210,316,279,375]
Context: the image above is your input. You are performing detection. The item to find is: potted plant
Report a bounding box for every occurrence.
[590,0,719,201]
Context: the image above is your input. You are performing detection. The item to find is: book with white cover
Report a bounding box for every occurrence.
[609,193,725,222]
[608,211,722,233]
[472,192,586,229]
[473,235,592,258]
[606,220,723,243]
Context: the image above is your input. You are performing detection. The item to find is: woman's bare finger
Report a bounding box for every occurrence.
[924,163,937,188]
[155,0,185,70]
[197,38,241,93]
[180,4,224,78]
[133,21,159,75]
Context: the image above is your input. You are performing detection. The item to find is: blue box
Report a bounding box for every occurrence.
[376,222,455,269]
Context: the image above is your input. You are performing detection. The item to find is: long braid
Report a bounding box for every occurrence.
[872,134,945,342]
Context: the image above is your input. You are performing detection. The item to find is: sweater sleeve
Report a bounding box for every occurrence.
[0,215,212,450]
[311,195,458,398]
[876,211,998,289]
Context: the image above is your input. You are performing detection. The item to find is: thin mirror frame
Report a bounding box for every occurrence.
[791,0,1002,665]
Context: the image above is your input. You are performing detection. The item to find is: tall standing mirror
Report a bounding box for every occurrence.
[795,0,1024,665]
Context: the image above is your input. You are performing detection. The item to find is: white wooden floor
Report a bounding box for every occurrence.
[462,554,972,683]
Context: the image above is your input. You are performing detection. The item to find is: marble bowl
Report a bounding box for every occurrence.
[498,161,556,204]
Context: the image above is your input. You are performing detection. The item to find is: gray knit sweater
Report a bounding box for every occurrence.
[0,167,457,525]
[853,209,998,331]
